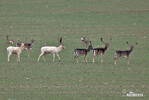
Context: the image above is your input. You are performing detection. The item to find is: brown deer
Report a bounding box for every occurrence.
[92,43,109,63]
[74,41,93,63]
[6,35,14,45]
[114,45,134,64]
[16,39,35,57]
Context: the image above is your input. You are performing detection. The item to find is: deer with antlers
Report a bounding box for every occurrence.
[74,41,93,63]
[37,37,65,62]
[92,37,109,63]
[114,45,134,64]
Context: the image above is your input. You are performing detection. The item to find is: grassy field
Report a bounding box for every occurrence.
[0,0,149,100]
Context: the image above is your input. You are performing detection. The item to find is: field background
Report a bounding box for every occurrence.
[0,0,149,100]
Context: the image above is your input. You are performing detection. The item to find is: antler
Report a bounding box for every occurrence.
[58,37,62,44]
[6,35,8,40]
[100,37,105,44]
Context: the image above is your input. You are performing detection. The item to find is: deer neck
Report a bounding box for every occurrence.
[129,47,133,52]
[57,45,63,52]
[87,47,91,52]
[104,46,108,51]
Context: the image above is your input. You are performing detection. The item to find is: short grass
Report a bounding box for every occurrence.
[0,0,149,100]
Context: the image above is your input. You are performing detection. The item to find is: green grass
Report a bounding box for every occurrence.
[0,0,149,100]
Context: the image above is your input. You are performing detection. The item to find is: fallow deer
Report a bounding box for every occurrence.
[74,41,93,63]
[114,45,134,64]
[37,37,65,62]
[92,43,109,63]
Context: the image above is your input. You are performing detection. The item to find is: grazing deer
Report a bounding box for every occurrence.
[37,37,65,62]
[114,45,134,64]
[6,35,14,45]
[92,43,109,63]
[81,37,90,47]
[74,41,93,63]
[7,43,25,62]
[16,39,35,57]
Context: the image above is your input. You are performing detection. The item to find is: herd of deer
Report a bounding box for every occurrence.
[6,35,135,64]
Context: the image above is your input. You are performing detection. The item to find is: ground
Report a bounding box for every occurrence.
[0,0,149,100]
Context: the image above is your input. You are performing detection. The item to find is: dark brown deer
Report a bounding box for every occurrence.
[74,41,93,63]
[81,37,90,48]
[114,45,134,64]
[92,43,109,63]
[16,39,35,57]
[6,35,14,45]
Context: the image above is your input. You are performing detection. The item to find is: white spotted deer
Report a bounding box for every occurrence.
[114,45,134,64]
[74,41,93,63]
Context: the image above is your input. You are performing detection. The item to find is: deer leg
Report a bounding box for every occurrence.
[8,53,11,62]
[74,56,78,63]
[38,52,44,62]
[56,53,61,62]
[53,54,56,62]
[127,57,130,64]
[100,54,103,63]
[92,55,96,64]
[42,55,46,62]
[17,54,20,62]
[84,55,87,63]
[27,49,30,57]
[114,57,117,64]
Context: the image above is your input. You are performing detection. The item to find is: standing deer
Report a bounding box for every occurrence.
[7,43,25,62]
[16,39,35,57]
[74,41,93,63]
[37,37,65,62]
[114,45,134,64]
[6,35,14,45]
[92,43,109,63]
